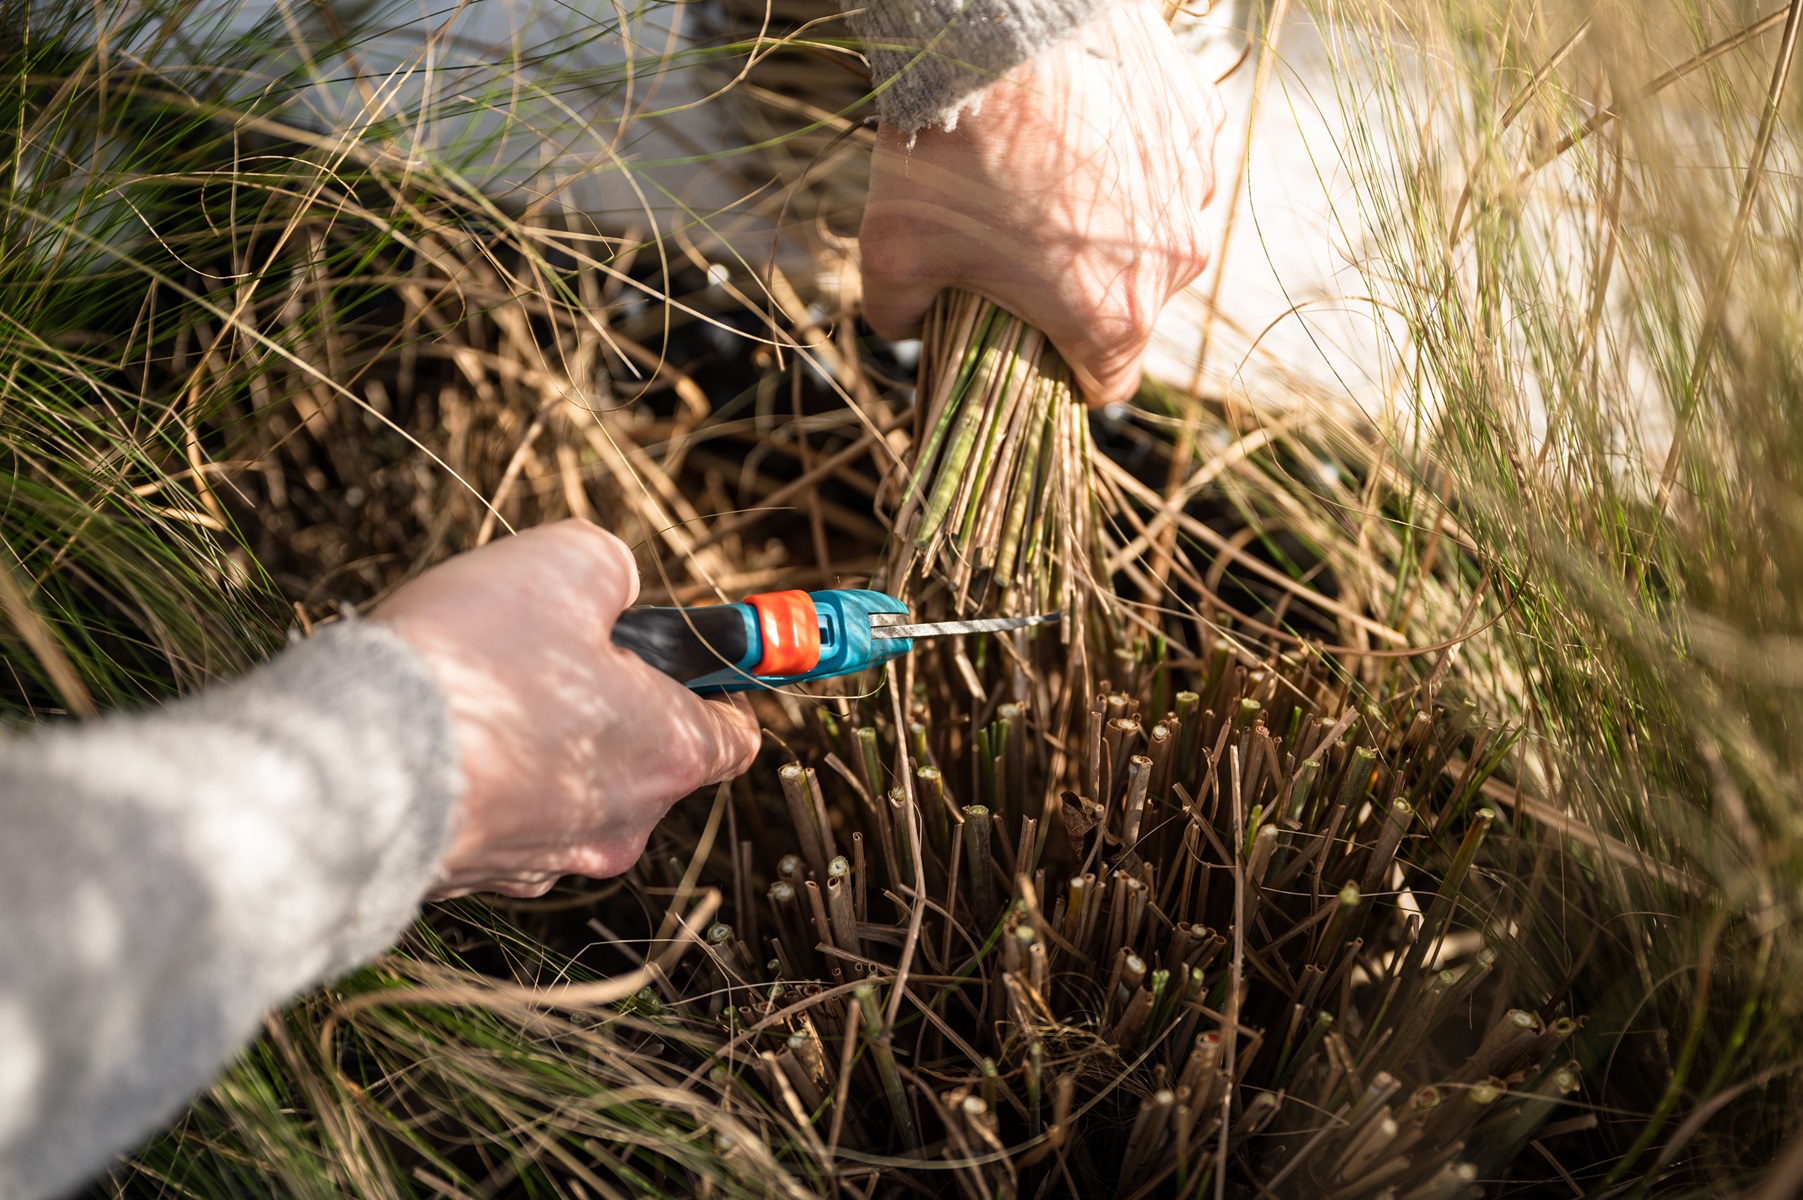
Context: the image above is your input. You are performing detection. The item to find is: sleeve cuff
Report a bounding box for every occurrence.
[849,0,1114,133]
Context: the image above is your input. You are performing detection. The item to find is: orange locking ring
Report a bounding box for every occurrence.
[744,590,821,676]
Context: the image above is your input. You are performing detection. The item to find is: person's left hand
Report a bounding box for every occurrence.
[371,521,762,898]
[857,0,1223,405]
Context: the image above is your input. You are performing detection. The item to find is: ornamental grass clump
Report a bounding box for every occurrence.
[539,631,1567,1197]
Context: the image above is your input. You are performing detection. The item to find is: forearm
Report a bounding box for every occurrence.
[0,622,458,1198]
[845,0,1114,132]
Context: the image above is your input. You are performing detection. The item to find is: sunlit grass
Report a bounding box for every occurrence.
[1304,0,1803,1185]
[9,0,1802,1193]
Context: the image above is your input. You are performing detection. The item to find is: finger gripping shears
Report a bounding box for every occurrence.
[612,588,1059,693]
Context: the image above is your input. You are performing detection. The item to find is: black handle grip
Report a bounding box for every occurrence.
[612,605,753,684]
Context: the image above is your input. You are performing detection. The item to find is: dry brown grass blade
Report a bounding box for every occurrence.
[0,553,97,718]
[1095,455,1407,647]
[323,890,721,1042]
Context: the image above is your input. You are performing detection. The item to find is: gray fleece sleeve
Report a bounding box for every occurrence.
[0,621,459,1200]
[845,0,1113,132]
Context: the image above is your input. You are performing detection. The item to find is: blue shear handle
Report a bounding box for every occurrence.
[688,588,914,693]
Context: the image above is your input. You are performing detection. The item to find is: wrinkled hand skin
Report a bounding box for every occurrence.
[372,521,762,898]
[859,1,1223,405]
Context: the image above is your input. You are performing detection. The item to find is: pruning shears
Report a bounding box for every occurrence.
[613,588,1059,693]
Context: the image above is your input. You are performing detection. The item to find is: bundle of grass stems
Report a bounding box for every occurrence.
[885,291,1110,648]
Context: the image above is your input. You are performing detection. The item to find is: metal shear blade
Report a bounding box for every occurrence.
[868,611,1061,640]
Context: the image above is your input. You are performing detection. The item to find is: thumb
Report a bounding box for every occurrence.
[857,266,947,344]
[683,692,762,787]
[1066,337,1151,408]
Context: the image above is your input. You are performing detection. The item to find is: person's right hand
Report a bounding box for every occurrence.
[370,521,761,898]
